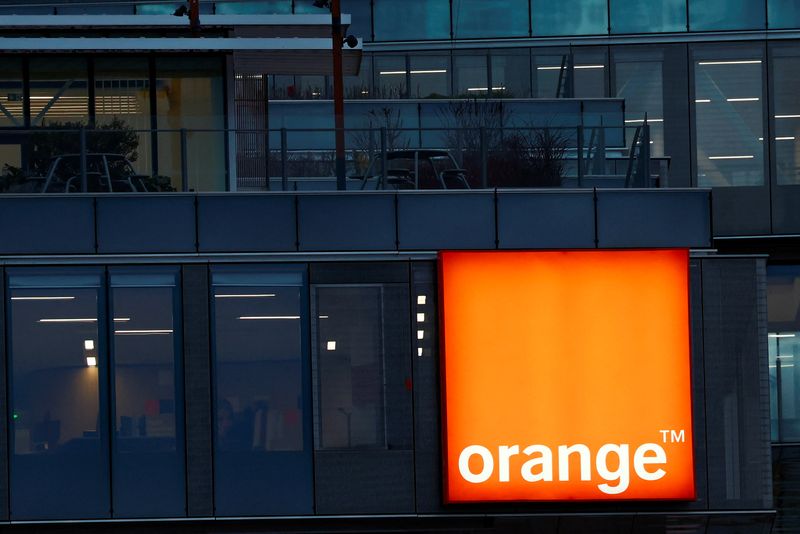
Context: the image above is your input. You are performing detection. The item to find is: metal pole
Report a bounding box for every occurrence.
[577,125,584,188]
[79,127,87,192]
[180,128,189,192]
[480,127,488,189]
[332,0,346,190]
[380,127,388,189]
[281,127,288,191]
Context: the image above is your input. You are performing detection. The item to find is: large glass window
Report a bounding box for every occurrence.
[345,55,372,99]
[769,0,800,29]
[767,265,800,442]
[491,49,532,98]
[409,54,451,98]
[689,0,766,31]
[533,48,608,98]
[8,268,108,519]
[454,53,488,97]
[373,0,450,41]
[215,1,292,14]
[452,0,529,39]
[610,0,687,34]
[770,43,800,185]
[156,57,225,192]
[30,57,89,127]
[532,0,607,36]
[374,55,407,99]
[613,47,666,157]
[342,0,373,41]
[693,45,766,187]
[212,267,312,516]
[0,58,23,128]
[110,268,184,518]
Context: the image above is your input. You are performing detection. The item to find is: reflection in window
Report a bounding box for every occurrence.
[375,55,407,99]
[212,268,312,515]
[614,48,665,157]
[767,266,800,442]
[215,0,291,13]
[769,0,800,29]
[693,48,765,186]
[373,0,450,41]
[452,0,529,38]
[689,0,765,31]
[9,269,108,519]
[314,285,392,449]
[409,54,451,98]
[0,58,23,128]
[770,44,800,185]
[345,55,372,99]
[454,53,488,97]
[611,0,686,33]
[491,50,532,99]
[532,0,607,36]
[533,49,608,98]
[30,58,89,127]
[342,0,373,41]
[111,268,183,518]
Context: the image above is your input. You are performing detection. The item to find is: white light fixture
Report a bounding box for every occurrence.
[113,317,131,322]
[238,316,301,320]
[215,294,276,299]
[11,296,75,301]
[86,356,97,367]
[38,318,97,323]
[695,99,711,103]
[417,295,427,305]
[114,329,173,335]
[466,86,506,92]
[537,65,605,71]
[379,70,406,75]
[624,118,664,123]
[417,330,424,340]
[777,355,795,360]
[319,315,330,319]
[418,347,424,357]
[417,313,425,323]
[776,114,800,119]
[697,60,762,65]
[776,136,796,141]
[84,339,95,350]
[379,69,447,76]
[326,341,337,351]
[726,97,760,102]
[769,333,796,338]
[708,155,754,160]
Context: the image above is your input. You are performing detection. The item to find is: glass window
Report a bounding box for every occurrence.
[342,0,373,41]
[689,0,766,31]
[491,50,532,98]
[409,54,451,98]
[0,58,23,128]
[155,57,225,192]
[533,48,608,98]
[454,53,488,97]
[8,268,108,519]
[345,55,372,99]
[212,267,312,516]
[770,44,800,185]
[452,0,529,39]
[94,58,152,178]
[215,1,291,14]
[610,0,687,34]
[110,268,184,518]
[374,55,407,99]
[769,0,800,29]
[30,58,89,127]
[613,47,666,157]
[767,265,800,442]
[693,45,766,187]
[532,0,608,36]
[373,0,450,41]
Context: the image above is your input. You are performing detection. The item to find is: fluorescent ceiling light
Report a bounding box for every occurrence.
[697,60,762,65]
[466,87,506,92]
[84,339,94,350]
[417,330,424,340]
[624,118,664,123]
[418,347,424,357]
[86,356,97,367]
[215,293,276,298]
[777,136,796,141]
[417,313,425,323]
[114,317,130,322]
[726,97,759,102]
[769,333,796,338]
[319,315,329,319]
[11,296,75,301]
[417,295,427,305]
[777,355,794,359]
[326,341,336,351]
[776,114,800,119]
[114,329,173,335]
[708,155,754,160]
[695,99,711,103]
[38,318,97,323]
[379,69,447,76]
[238,316,301,320]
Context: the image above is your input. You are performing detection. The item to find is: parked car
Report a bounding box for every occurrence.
[6,154,174,193]
[353,150,470,190]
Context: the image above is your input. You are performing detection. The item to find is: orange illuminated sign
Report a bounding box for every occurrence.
[439,250,694,503]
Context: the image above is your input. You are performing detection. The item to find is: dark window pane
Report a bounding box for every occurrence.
[689,0,766,30]
[771,44,800,185]
[342,0,373,41]
[374,55,407,99]
[610,0,687,33]
[532,0,607,36]
[491,50,532,98]
[216,1,292,14]
[767,266,800,442]
[613,47,666,157]
[30,57,88,127]
[453,53,488,97]
[769,0,800,29]
[212,267,312,516]
[409,54,451,98]
[9,269,108,519]
[692,45,766,186]
[345,55,372,99]
[110,268,184,518]
[0,58,23,128]
[452,0,529,38]
[533,48,608,98]
[373,0,450,41]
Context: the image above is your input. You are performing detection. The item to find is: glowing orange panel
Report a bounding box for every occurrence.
[439,250,694,503]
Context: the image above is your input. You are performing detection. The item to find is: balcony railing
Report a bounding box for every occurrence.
[0,124,664,194]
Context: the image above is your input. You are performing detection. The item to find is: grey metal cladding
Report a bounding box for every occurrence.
[596,189,711,248]
[0,197,95,254]
[497,190,595,249]
[397,191,495,250]
[297,193,396,251]
[96,196,197,254]
[197,194,296,252]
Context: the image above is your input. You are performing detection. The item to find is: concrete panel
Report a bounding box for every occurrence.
[197,194,296,253]
[597,189,711,248]
[497,190,595,249]
[298,193,395,251]
[97,196,196,254]
[0,197,95,254]
[397,192,495,250]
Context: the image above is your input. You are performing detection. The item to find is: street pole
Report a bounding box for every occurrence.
[331,0,346,190]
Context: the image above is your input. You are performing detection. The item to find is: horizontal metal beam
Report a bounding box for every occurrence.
[0,36,362,52]
[0,13,351,28]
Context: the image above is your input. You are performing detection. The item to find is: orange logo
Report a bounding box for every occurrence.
[439,250,695,502]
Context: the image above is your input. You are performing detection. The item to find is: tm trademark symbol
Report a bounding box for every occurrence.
[659,429,685,443]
